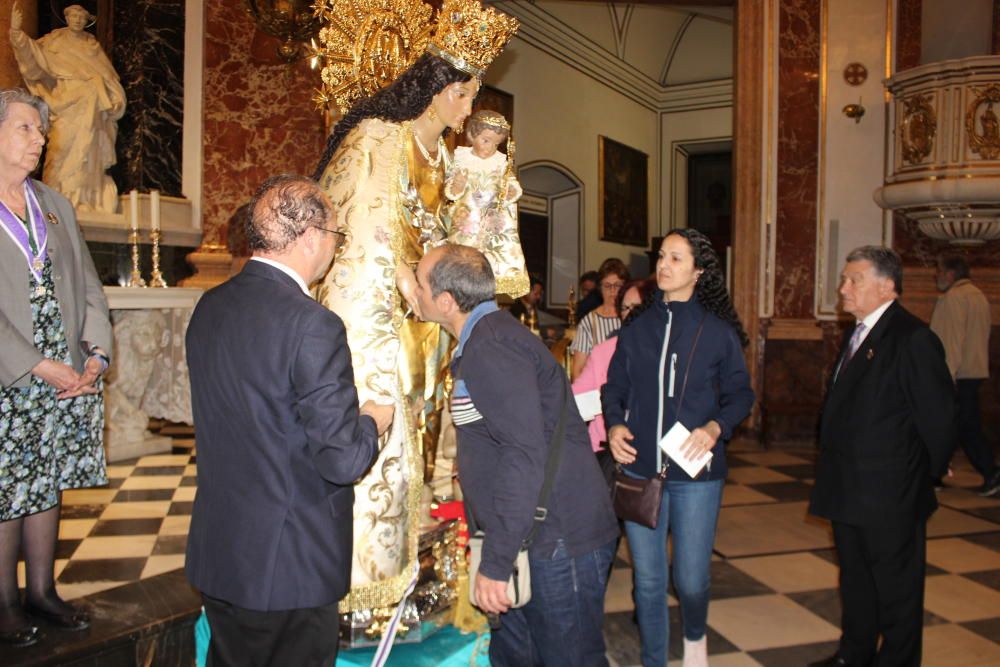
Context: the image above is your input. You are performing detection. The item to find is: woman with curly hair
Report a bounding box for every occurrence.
[603,229,755,667]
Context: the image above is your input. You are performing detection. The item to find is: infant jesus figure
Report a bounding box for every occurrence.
[444,110,530,298]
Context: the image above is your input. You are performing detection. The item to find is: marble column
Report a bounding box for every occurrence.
[732,0,767,433]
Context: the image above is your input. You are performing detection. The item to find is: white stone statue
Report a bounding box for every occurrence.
[104,310,167,454]
[9,2,126,214]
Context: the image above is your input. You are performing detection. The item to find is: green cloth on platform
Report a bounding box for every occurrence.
[194,612,490,666]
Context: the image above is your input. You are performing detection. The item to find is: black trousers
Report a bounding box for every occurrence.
[954,379,997,481]
[203,594,340,667]
[832,518,926,667]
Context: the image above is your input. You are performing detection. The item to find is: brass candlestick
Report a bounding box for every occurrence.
[126,228,146,288]
[148,229,168,288]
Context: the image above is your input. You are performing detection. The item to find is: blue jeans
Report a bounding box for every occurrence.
[489,538,616,667]
[624,478,724,667]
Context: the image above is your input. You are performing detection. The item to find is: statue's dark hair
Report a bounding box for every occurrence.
[313,54,473,180]
[666,228,749,347]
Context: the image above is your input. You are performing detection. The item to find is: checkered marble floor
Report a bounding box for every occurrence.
[18,437,1000,666]
[604,441,1000,667]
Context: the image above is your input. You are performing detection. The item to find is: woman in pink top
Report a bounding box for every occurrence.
[573,278,654,451]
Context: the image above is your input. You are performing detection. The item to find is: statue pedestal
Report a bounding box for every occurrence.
[103,287,202,462]
[180,247,234,289]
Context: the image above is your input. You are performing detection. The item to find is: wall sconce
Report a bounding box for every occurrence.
[245,0,323,63]
[843,98,866,123]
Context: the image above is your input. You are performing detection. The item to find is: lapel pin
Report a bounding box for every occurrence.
[46,212,59,225]
[866,349,874,360]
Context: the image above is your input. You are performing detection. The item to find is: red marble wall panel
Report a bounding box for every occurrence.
[773,0,820,318]
[201,0,326,248]
[897,0,922,71]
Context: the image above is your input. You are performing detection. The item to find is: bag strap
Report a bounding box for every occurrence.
[461,371,570,550]
[674,313,707,422]
[522,378,570,548]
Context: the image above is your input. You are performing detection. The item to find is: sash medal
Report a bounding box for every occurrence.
[0,179,49,297]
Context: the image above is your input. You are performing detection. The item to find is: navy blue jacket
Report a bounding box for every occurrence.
[452,308,619,581]
[603,295,754,481]
[185,260,378,611]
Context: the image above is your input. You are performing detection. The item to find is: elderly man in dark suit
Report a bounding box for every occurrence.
[809,246,955,667]
[185,174,392,667]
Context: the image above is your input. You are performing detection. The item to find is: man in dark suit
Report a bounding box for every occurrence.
[809,246,954,667]
[185,174,392,667]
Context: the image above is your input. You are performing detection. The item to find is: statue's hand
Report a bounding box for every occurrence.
[10,3,23,32]
[396,263,423,320]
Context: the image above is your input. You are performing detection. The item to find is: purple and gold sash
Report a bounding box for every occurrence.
[0,179,48,284]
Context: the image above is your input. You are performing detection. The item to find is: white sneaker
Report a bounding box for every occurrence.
[683,636,708,667]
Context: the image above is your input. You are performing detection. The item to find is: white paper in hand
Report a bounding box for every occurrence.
[658,422,712,478]
[574,390,603,422]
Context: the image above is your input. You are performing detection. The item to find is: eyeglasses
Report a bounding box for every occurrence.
[601,281,624,290]
[312,226,347,260]
[312,225,346,239]
[621,303,640,314]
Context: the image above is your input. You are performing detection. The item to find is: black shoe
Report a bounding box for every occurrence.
[978,470,1000,497]
[0,624,40,647]
[23,601,90,631]
[808,656,850,667]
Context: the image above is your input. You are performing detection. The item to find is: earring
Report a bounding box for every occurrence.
[456,118,465,134]
[427,105,439,122]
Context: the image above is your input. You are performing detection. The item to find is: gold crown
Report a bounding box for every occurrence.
[427,0,519,77]
[313,0,434,113]
[470,110,510,132]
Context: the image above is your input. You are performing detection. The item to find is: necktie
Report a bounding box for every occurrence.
[846,322,866,362]
[835,322,866,382]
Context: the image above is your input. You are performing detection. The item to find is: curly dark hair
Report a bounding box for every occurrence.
[313,54,473,180]
[665,228,749,347]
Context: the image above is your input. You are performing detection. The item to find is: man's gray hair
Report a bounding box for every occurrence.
[246,174,332,253]
[846,245,903,296]
[428,245,496,313]
[0,88,50,134]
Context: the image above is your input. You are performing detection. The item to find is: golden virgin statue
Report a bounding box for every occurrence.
[311,0,518,614]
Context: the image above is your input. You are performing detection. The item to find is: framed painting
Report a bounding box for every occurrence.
[599,136,648,247]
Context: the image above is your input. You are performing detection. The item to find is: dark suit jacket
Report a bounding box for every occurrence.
[809,301,955,526]
[185,260,378,611]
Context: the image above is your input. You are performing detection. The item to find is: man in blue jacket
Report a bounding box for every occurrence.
[186,175,393,666]
[415,244,619,667]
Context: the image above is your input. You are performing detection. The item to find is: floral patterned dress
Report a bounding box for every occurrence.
[0,259,107,521]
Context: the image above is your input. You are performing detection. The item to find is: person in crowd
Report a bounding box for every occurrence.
[185,175,393,666]
[573,277,655,452]
[415,244,618,667]
[575,269,601,320]
[311,0,518,611]
[571,258,630,379]
[604,229,754,667]
[509,273,544,323]
[0,88,112,647]
[929,254,998,496]
[808,246,954,667]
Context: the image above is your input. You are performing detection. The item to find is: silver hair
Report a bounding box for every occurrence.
[0,88,51,133]
[845,245,903,296]
[427,244,496,313]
